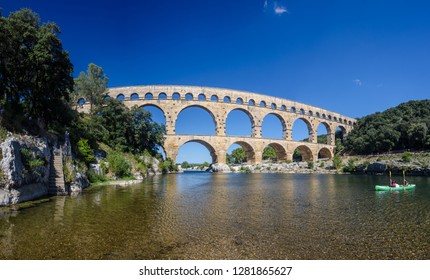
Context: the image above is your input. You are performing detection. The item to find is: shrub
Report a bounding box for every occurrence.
[343,159,356,173]
[21,148,45,173]
[87,169,108,183]
[159,158,178,173]
[332,154,343,170]
[402,152,412,163]
[77,139,95,164]
[307,161,314,169]
[107,151,131,178]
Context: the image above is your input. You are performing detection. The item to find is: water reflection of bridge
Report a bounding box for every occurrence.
[78,85,356,163]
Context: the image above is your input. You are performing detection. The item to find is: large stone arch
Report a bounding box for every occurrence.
[177,139,219,164]
[138,104,166,120]
[293,145,314,162]
[230,140,257,164]
[291,117,315,142]
[316,121,333,145]
[175,104,218,135]
[317,147,332,160]
[267,142,287,161]
[225,107,255,137]
[262,112,288,139]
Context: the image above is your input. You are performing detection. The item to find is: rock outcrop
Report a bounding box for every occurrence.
[0,136,50,206]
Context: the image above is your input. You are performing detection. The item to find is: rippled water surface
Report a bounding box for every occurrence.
[1,173,430,259]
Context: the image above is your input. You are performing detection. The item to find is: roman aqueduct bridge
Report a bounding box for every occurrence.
[77,85,356,164]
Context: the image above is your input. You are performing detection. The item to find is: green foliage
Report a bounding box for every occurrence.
[77,139,95,164]
[106,151,131,178]
[87,169,108,183]
[240,166,251,173]
[228,148,247,164]
[332,154,343,170]
[0,8,74,130]
[307,161,314,169]
[345,100,430,154]
[262,146,277,161]
[402,152,413,163]
[73,63,108,113]
[20,148,44,173]
[343,159,356,172]
[181,161,190,169]
[159,158,178,173]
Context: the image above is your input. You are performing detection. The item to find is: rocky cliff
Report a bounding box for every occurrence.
[0,136,51,206]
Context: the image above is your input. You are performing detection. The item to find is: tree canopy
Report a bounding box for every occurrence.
[73,63,108,113]
[0,8,73,130]
[344,100,430,154]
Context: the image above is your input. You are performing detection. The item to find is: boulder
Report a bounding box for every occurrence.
[210,163,231,173]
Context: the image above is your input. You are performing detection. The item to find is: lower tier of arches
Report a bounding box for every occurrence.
[164,135,335,164]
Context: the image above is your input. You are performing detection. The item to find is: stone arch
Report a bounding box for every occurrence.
[280,105,286,111]
[224,96,231,103]
[271,103,277,109]
[226,108,255,136]
[335,125,347,142]
[260,101,266,107]
[172,92,180,100]
[248,99,255,106]
[293,145,313,162]
[231,141,256,164]
[316,121,332,144]
[236,97,244,104]
[266,142,287,161]
[292,117,314,142]
[290,107,296,113]
[158,92,167,99]
[77,98,86,105]
[139,104,166,123]
[318,147,332,160]
[116,93,125,100]
[178,139,218,164]
[185,93,193,100]
[210,95,218,102]
[103,95,110,101]
[198,93,206,101]
[262,112,287,139]
[175,105,217,134]
[144,92,153,99]
[130,93,139,100]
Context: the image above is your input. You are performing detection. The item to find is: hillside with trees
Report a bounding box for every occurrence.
[344,100,430,155]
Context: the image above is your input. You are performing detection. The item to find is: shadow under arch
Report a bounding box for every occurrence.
[178,139,219,164]
[318,147,332,160]
[266,142,287,161]
[230,141,256,163]
[175,104,217,135]
[293,145,313,162]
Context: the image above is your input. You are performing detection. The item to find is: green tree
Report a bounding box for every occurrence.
[262,146,277,161]
[332,154,343,170]
[230,148,246,164]
[181,161,190,169]
[128,106,165,154]
[0,8,74,130]
[73,63,108,113]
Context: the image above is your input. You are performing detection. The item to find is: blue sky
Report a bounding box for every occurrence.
[2,0,430,163]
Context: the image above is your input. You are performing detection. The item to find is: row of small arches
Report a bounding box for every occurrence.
[77,91,355,126]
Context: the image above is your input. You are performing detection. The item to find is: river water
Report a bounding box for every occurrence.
[1,173,429,260]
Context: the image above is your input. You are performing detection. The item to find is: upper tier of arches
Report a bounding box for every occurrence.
[77,85,356,127]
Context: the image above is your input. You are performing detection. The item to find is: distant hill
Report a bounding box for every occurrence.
[344,100,430,154]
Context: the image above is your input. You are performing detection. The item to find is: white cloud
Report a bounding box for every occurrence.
[264,1,288,16]
[274,3,288,15]
[353,79,363,86]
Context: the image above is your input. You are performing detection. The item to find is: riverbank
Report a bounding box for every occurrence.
[206,151,430,176]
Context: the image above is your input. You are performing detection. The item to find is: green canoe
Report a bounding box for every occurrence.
[375,184,416,191]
